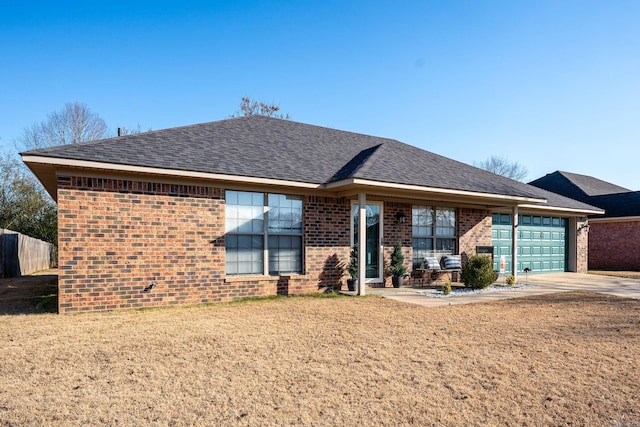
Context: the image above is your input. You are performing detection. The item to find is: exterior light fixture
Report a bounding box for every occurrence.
[396,211,407,224]
[578,222,590,233]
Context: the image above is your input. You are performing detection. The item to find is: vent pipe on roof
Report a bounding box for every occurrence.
[117,127,122,137]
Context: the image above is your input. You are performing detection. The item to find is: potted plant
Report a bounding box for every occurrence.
[347,245,358,291]
[389,241,407,288]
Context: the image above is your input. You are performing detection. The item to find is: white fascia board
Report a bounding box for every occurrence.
[517,203,604,216]
[21,155,322,190]
[326,178,547,204]
[588,216,640,223]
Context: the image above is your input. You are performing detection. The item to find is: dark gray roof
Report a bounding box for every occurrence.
[529,170,637,218]
[589,192,640,218]
[530,171,631,200]
[23,116,598,212]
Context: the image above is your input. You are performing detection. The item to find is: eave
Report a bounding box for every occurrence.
[22,155,600,217]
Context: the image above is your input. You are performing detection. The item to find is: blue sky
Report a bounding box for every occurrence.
[2,1,639,189]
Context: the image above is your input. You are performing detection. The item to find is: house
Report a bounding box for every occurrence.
[21,116,602,313]
[530,171,640,271]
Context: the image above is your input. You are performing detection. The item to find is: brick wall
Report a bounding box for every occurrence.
[589,219,640,271]
[458,208,493,263]
[57,176,495,312]
[378,204,490,286]
[57,177,227,313]
[219,195,352,294]
[576,217,589,273]
[303,196,351,290]
[57,178,355,313]
[382,202,412,286]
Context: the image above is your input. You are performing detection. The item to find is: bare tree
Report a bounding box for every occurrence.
[116,124,152,136]
[18,102,108,150]
[231,97,291,120]
[10,102,107,244]
[475,155,529,182]
[0,151,57,243]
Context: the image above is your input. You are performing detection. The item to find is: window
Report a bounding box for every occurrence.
[412,206,456,269]
[225,191,303,276]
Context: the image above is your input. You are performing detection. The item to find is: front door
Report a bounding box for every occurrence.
[352,203,383,283]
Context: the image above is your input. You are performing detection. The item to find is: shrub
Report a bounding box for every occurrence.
[388,241,407,277]
[505,274,516,286]
[442,281,452,295]
[460,255,498,289]
[347,245,358,279]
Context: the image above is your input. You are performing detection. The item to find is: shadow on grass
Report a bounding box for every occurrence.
[0,274,58,315]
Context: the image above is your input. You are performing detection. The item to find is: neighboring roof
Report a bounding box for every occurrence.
[21,116,600,214]
[529,171,631,200]
[589,192,640,218]
[529,170,637,218]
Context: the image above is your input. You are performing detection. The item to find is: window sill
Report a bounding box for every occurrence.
[225,274,304,283]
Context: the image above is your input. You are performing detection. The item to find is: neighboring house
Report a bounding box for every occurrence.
[530,171,640,271]
[21,116,601,313]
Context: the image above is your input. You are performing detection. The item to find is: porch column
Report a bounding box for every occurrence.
[512,205,519,279]
[358,192,367,296]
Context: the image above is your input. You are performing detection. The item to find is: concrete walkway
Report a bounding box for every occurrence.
[364,273,640,307]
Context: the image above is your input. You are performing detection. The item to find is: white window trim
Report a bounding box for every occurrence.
[226,191,304,277]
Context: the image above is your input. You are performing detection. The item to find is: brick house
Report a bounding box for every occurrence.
[530,171,640,270]
[22,116,601,313]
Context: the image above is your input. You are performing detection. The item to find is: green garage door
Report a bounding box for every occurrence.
[492,214,568,274]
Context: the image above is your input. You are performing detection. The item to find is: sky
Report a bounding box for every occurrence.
[2,1,639,190]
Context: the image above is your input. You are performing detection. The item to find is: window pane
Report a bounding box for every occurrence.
[252,192,264,206]
[436,238,455,253]
[268,194,302,233]
[225,233,263,276]
[237,192,252,205]
[412,206,433,237]
[226,191,264,234]
[435,208,455,237]
[412,237,434,269]
[226,191,238,205]
[268,193,284,207]
[226,262,237,275]
[268,235,302,275]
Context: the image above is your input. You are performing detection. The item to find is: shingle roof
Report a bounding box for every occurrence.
[589,192,640,218]
[530,171,631,200]
[22,116,598,212]
[529,170,639,218]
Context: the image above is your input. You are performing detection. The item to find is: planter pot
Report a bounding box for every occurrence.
[392,276,403,288]
[347,278,358,292]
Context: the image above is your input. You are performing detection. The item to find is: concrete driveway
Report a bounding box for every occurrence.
[367,273,640,307]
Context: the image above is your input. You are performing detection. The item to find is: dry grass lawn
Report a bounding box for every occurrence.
[590,270,640,280]
[1,276,639,426]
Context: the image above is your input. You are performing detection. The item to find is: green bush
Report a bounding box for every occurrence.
[347,245,358,279]
[460,255,498,289]
[442,281,452,295]
[388,241,407,277]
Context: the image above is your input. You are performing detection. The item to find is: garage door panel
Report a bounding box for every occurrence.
[492,214,567,274]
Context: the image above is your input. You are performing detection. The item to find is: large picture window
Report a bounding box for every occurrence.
[412,206,456,269]
[226,191,303,276]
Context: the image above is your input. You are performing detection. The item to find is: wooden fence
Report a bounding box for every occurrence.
[0,229,53,278]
